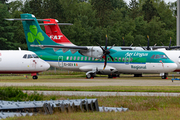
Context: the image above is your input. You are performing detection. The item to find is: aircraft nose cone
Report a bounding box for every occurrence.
[168,63,178,72]
[43,62,50,70]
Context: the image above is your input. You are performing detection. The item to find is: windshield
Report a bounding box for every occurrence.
[32,54,39,58]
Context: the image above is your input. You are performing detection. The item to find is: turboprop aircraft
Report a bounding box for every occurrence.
[41,18,178,79]
[0,48,50,79]
[6,13,178,79]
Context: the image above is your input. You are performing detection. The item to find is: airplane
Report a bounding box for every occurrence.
[6,13,178,79]
[0,48,50,79]
[41,18,180,79]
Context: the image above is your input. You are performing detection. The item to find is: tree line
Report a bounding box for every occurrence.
[0,0,177,50]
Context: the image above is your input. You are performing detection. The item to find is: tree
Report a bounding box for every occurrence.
[142,0,159,22]
[128,0,140,19]
[0,3,14,50]
[91,0,113,26]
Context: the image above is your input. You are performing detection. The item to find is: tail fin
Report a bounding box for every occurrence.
[43,19,75,46]
[21,13,62,52]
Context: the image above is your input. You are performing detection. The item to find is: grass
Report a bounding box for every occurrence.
[5,95,180,120]
[1,72,180,119]
[3,86,180,93]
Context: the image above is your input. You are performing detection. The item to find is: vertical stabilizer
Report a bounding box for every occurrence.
[21,14,62,52]
[43,19,75,46]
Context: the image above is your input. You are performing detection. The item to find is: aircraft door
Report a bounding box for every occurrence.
[58,56,63,67]
[125,56,130,65]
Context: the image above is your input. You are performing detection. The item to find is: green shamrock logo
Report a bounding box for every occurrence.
[27,25,44,44]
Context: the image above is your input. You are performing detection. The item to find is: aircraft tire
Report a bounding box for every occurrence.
[134,74,142,77]
[108,74,113,78]
[161,73,168,79]
[86,74,92,79]
[33,75,38,79]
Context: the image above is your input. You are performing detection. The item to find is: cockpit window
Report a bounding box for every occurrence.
[151,55,155,59]
[27,54,33,58]
[160,55,167,59]
[155,55,160,59]
[32,54,39,58]
[23,54,27,58]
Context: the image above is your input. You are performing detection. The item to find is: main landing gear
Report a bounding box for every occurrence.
[86,73,95,79]
[108,74,120,78]
[161,73,168,79]
[134,74,142,77]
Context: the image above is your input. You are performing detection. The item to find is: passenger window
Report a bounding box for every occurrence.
[119,58,121,61]
[27,54,33,58]
[151,55,155,59]
[122,58,124,61]
[66,56,69,60]
[70,56,72,60]
[108,57,110,61]
[23,54,27,58]
[74,56,76,60]
[115,57,117,61]
[130,58,133,61]
[88,57,91,60]
[81,57,83,60]
[155,55,160,59]
[85,57,87,60]
[32,54,39,58]
[92,58,94,60]
[77,57,80,60]
[126,58,128,61]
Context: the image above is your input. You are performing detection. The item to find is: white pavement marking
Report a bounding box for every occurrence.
[24,91,180,97]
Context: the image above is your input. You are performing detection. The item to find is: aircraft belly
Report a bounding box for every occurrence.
[112,63,176,74]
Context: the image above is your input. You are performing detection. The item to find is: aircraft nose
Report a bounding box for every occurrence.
[43,62,50,70]
[169,63,178,71]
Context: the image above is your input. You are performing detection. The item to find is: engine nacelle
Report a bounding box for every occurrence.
[79,47,103,58]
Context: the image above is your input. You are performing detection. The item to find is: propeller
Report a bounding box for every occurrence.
[147,35,150,50]
[96,35,115,70]
[168,37,172,50]
[122,37,125,46]
[161,42,164,46]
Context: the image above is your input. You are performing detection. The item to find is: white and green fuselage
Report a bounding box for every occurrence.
[20,13,177,75]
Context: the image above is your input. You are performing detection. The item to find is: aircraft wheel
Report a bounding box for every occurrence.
[134,74,142,77]
[161,73,168,79]
[108,74,113,78]
[33,75,38,79]
[86,74,92,79]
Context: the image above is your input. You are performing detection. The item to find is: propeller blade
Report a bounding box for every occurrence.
[105,35,108,50]
[122,37,125,46]
[107,44,115,51]
[139,44,145,50]
[130,43,133,47]
[96,42,105,51]
[168,37,172,50]
[103,55,107,70]
[108,55,114,62]
[161,42,164,46]
[147,35,150,50]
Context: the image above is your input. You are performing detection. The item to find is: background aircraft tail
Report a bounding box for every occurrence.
[43,19,75,46]
[21,13,62,52]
